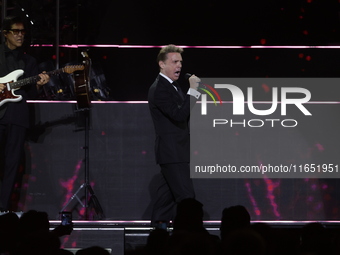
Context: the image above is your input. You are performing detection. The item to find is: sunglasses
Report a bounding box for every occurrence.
[7,29,26,35]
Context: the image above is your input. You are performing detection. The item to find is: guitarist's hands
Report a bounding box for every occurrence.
[36,71,50,87]
[0,84,5,93]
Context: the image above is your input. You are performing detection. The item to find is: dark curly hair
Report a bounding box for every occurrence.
[2,16,25,32]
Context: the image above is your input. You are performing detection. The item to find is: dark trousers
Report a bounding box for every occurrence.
[0,124,26,210]
[151,162,195,226]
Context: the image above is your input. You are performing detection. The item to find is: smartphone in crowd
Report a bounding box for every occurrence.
[60,211,72,226]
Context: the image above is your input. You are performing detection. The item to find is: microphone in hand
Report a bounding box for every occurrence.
[185,73,202,90]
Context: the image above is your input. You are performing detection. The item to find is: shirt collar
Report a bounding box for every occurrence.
[159,72,173,84]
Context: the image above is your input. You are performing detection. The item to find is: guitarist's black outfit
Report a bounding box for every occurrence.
[0,44,40,210]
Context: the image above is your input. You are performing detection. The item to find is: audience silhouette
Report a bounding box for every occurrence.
[0,209,73,255]
[1,204,339,255]
[0,212,19,255]
[75,246,111,255]
[220,205,251,241]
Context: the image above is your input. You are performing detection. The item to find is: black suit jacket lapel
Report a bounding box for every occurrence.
[160,76,184,102]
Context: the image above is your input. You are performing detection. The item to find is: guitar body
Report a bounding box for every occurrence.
[74,51,91,109]
[0,69,24,106]
[74,70,91,109]
[0,65,84,107]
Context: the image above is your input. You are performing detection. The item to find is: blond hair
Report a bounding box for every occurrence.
[157,44,183,64]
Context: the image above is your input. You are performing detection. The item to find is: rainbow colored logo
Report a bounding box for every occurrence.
[199,84,223,105]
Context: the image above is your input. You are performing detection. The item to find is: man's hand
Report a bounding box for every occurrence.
[0,83,5,93]
[189,74,201,90]
[36,71,50,87]
[52,223,73,237]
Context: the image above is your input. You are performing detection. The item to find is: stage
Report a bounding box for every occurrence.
[14,100,340,218]
[47,220,340,254]
[2,99,334,253]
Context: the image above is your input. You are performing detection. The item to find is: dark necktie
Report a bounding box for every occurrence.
[173,81,184,100]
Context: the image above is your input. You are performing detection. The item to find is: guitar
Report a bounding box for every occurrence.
[73,51,91,109]
[0,65,84,107]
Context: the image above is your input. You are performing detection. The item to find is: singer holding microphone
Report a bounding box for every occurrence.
[148,44,201,229]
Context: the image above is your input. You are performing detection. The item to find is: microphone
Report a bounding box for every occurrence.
[185,73,192,80]
[185,73,205,88]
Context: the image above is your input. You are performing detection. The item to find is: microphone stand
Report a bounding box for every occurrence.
[60,107,105,219]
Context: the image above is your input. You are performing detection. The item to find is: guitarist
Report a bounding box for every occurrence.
[0,16,50,211]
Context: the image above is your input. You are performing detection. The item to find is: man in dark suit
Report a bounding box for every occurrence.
[0,16,50,211]
[148,44,201,228]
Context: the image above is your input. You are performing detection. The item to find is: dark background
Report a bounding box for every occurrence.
[8,0,340,46]
[21,102,340,221]
[3,0,340,101]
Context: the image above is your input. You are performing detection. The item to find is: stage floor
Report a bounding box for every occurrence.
[48,220,340,255]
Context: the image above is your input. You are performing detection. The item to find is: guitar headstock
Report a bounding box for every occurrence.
[63,65,85,74]
[81,51,89,58]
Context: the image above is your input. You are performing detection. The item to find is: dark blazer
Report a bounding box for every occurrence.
[148,75,198,164]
